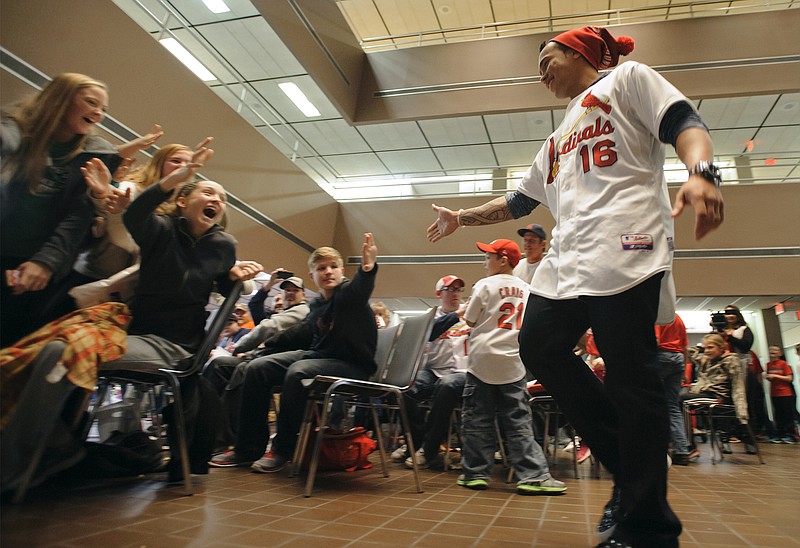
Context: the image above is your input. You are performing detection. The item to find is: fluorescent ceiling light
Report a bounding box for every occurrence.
[159,38,216,82]
[278,82,321,117]
[202,0,231,14]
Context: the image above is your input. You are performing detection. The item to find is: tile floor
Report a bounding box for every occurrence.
[2,442,799,547]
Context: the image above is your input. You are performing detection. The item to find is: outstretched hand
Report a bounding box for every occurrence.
[671,176,724,240]
[361,232,377,272]
[117,124,164,158]
[158,145,214,192]
[427,203,459,243]
[81,158,113,200]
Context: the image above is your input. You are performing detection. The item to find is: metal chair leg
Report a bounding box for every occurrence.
[370,402,389,477]
[397,392,423,493]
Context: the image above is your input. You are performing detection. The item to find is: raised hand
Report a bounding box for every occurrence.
[361,232,377,272]
[427,203,459,243]
[158,146,214,192]
[81,158,113,200]
[112,157,136,182]
[117,124,164,158]
[104,186,133,214]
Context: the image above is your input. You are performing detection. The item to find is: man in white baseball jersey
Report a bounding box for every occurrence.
[513,223,547,284]
[427,26,723,548]
[397,275,470,469]
[459,239,565,495]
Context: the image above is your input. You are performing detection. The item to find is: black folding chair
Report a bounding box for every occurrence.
[291,307,437,497]
[95,281,244,494]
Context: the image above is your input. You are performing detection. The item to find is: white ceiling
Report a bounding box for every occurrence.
[111,0,800,201]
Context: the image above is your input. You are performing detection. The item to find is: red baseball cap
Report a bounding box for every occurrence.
[435,275,465,293]
[476,239,522,267]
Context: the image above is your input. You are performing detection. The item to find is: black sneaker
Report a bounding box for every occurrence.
[597,484,622,542]
[671,452,690,466]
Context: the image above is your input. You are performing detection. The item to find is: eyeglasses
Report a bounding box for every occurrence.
[441,287,464,293]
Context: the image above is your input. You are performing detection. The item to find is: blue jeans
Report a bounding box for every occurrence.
[461,373,550,482]
[655,350,689,453]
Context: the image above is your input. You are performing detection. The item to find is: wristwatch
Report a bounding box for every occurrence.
[688,161,722,187]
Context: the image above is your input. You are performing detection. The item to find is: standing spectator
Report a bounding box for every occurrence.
[427,26,724,547]
[765,346,796,443]
[513,224,547,284]
[459,239,565,495]
[654,314,691,464]
[0,73,158,346]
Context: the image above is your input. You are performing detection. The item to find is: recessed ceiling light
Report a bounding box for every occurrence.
[202,0,231,14]
[279,82,321,117]
[159,38,216,81]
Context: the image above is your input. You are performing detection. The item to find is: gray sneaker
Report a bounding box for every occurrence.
[516,477,567,495]
[209,449,252,468]
[250,450,288,473]
[390,444,409,462]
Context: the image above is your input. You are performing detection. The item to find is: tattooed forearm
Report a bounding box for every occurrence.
[459,196,513,227]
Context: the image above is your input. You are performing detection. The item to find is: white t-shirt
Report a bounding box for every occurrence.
[517,61,684,322]
[424,307,470,376]
[513,258,542,285]
[463,273,527,385]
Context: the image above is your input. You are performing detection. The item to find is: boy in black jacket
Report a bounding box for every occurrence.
[210,234,378,472]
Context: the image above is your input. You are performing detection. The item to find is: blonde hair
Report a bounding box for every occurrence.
[308,246,343,271]
[126,143,190,193]
[6,73,107,192]
[702,333,726,349]
[371,301,391,324]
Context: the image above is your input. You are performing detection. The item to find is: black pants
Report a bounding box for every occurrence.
[772,395,797,438]
[519,272,681,548]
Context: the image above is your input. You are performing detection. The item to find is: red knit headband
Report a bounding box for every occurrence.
[551,26,635,70]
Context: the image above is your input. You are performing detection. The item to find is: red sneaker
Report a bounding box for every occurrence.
[577,443,592,464]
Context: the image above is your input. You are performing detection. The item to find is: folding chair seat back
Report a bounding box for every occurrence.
[378,307,436,389]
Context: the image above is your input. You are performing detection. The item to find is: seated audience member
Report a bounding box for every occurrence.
[512,224,547,284]
[204,276,309,393]
[209,314,251,359]
[247,268,292,323]
[87,143,263,481]
[654,314,692,465]
[234,303,255,330]
[765,346,796,444]
[393,275,470,470]
[459,239,565,495]
[210,235,379,472]
[371,301,392,329]
[682,333,748,460]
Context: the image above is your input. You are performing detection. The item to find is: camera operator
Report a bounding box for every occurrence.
[713,305,769,438]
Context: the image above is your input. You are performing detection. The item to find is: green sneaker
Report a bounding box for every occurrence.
[516,477,567,495]
[457,474,489,490]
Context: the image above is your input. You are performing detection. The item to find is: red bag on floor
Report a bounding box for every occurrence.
[301,426,377,472]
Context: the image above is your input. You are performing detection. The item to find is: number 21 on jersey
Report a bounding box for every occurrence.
[498,301,524,330]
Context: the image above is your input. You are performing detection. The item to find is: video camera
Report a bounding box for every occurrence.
[710,311,727,332]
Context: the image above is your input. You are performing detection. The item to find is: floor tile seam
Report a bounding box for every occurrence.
[422,485,516,546]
